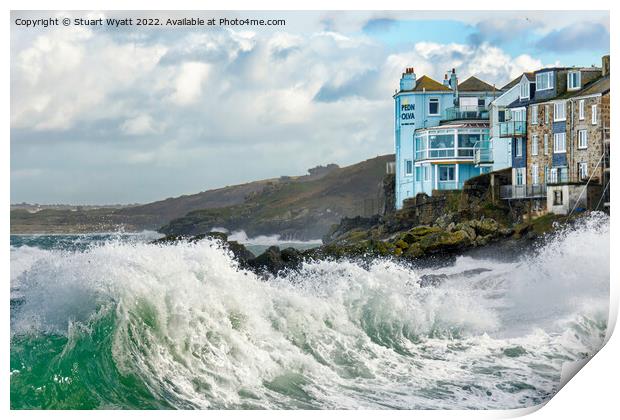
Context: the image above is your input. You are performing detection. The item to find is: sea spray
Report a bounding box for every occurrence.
[10,213,610,409]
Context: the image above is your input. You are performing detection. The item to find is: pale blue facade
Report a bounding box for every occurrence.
[477,82,521,173]
[394,68,500,209]
[394,90,453,207]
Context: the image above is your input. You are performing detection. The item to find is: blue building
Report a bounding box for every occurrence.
[475,72,533,174]
[394,67,502,209]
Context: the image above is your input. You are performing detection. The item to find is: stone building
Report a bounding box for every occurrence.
[545,56,610,214]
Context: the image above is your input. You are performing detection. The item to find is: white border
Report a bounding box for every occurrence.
[3,1,617,419]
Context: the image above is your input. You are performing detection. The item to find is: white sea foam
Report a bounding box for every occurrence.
[10,213,610,409]
[225,229,322,246]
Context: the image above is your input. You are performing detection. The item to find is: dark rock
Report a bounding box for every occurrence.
[418,274,448,287]
[151,231,228,245]
[247,246,283,275]
[227,241,255,266]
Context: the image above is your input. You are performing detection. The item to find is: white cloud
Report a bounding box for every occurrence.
[169,62,210,106]
[120,114,161,136]
[11,27,166,130]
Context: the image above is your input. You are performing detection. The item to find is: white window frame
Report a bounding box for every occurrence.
[592,105,598,125]
[578,100,585,120]
[554,132,566,153]
[578,130,588,149]
[554,101,566,122]
[567,71,581,90]
[545,105,550,124]
[578,162,588,180]
[515,167,526,186]
[428,97,440,116]
[544,133,549,155]
[520,81,530,100]
[531,164,539,185]
[536,72,554,91]
[404,159,413,175]
[531,105,538,124]
[531,134,538,156]
[516,138,523,157]
[549,168,558,184]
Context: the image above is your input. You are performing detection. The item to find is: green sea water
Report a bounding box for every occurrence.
[10,216,610,409]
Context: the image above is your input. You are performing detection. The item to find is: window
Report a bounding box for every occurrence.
[567,71,581,90]
[512,109,526,122]
[516,138,523,157]
[579,100,585,120]
[544,134,549,155]
[415,166,422,182]
[531,134,538,155]
[545,105,550,124]
[578,130,588,149]
[423,166,431,182]
[439,165,455,182]
[553,189,563,205]
[544,166,549,183]
[536,72,554,91]
[478,98,485,107]
[520,81,529,99]
[428,98,440,116]
[550,168,558,183]
[554,132,566,153]
[592,105,598,125]
[578,162,588,180]
[405,159,413,175]
[515,168,525,185]
[498,109,507,123]
[531,105,538,124]
[554,101,566,121]
[531,164,539,185]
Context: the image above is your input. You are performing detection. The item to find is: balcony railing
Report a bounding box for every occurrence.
[436,181,464,191]
[500,184,547,199]
[473,140,493,165]
[443,106,489,121]
[499,121,526,137]
[547,171,570,185]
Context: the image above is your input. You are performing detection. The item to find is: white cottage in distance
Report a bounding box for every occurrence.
[394,67,503,209]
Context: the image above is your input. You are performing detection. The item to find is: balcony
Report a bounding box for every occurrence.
[499,121,526,138]
[473,140,493,165]
[443,106,489,121]
[500,184,547,199]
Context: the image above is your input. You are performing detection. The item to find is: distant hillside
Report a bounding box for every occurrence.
[11,154,394,238]
[159,155,394,239]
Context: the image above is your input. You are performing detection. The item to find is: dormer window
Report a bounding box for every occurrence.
[520,81,529,99]
[536,72,554,91]
[567,71,581,90]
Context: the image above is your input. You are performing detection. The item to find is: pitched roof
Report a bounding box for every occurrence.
[458,76,496,92]
[501,72,535,90]
[412,75,452,92]
[539,75,610,102]
[573,75,609,97]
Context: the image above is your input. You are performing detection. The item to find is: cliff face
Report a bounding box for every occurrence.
[159,155,395,240]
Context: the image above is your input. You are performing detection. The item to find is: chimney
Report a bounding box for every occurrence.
[399,67,417,91]
[602,55,610,77]
[443,73,450,87]
[449,68,458,91]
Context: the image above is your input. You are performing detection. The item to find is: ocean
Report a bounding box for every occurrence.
[10,214,610,409]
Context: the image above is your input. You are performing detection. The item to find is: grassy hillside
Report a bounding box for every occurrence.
[159,155,394,239]
[11,154,394,238]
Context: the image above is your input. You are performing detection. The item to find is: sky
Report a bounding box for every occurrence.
[10,10,610,204]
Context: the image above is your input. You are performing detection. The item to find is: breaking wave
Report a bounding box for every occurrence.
[10,214,610,409]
